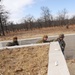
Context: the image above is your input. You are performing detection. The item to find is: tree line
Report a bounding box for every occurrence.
[0,1,75,36]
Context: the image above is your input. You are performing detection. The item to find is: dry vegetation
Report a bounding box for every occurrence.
[0,25,75,75]
[66,59,75,75]
[0,25,75,41]
[0,45,49,75]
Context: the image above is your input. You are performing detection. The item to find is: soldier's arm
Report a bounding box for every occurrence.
[6,42,13,46]
[48,39,57,42]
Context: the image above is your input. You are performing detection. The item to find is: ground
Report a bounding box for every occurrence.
[66,59,75,75]
[0,45,49,75]
[0,25,75,75]
[0,25,75,41]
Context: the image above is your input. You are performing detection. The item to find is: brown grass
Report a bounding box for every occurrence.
[0,25,75,41]
[0,45,49,75]
[66,59,75,75]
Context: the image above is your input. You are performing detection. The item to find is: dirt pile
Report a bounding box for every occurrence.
[0,45,49,75]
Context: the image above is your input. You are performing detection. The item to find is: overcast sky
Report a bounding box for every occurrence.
[1,0,75,23]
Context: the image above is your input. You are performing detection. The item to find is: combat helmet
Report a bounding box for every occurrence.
[59,34,64,38]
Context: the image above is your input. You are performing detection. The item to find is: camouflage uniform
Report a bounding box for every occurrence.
[12,41,19,45]
[37,35,49,43]
[56,34,66,54]
[37,35,54,43]
[37,39,50,43]
[6,42,14,46]
[6,41,19,46]
[6,37,19,46]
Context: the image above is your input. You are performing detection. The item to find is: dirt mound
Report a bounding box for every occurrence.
[0,45,49,75]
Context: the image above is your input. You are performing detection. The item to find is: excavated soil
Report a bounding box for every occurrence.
[0,45,49,75]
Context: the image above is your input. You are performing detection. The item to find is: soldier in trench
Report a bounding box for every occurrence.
[56,34,66,54]
[37,35,53,43]
[6,37,19,46]
[37,34,66,54]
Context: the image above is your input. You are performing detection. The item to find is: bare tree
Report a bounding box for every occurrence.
[0,2,9,36]
[70,16,75,25]
[37,18,43,28]
[23,15,35,30]
[41,6,53,27]
[0,5,5,35]
[56,8,68,26]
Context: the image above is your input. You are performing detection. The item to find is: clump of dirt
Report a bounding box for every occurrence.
[66,59,75,75]
[0,45,49,75]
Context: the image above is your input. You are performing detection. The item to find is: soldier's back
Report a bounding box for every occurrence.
[6,42,14,46]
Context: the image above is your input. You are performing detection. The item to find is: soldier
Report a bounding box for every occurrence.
[56,34,66,54]
[6,37,19,46]
[12,37,19,45]
[37,35,52,43]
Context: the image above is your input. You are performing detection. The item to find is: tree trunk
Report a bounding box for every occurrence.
[0,17,5,36]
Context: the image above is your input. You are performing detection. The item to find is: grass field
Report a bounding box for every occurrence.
[0,25,75,75]
[0,25,75,41]
[67,59,75,75]
[0,45,49,75]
